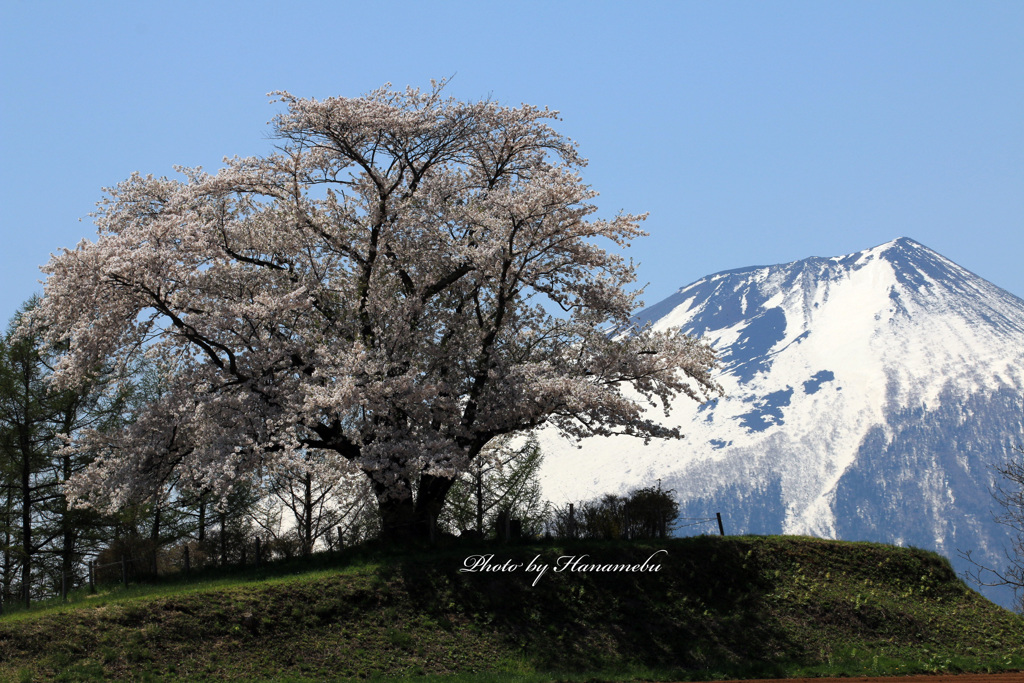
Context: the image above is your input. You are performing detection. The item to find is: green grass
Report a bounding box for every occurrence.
[1,535,1022,681]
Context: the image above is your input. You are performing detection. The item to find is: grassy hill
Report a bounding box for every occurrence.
[1,535,1022,681]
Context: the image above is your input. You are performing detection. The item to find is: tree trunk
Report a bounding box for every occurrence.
[376,473,456,542]
[303,472,312,557]
[219,510,227,566]
[19,426,32,609]
[60,452,76,592]
[150,504,161,575]
[418,473,455,529]
[2,484,13,606]
[376,495,420,542]
[198,497,206,542]
[475,468,484,534]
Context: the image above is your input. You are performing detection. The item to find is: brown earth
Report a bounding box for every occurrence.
[688,674,1024,683]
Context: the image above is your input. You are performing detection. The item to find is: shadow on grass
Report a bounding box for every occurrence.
[393,536,803,678]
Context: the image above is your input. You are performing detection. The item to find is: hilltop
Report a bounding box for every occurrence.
[0,536,1022,681]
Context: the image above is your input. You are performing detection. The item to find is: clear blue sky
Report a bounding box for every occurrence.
[2,1,1022,326]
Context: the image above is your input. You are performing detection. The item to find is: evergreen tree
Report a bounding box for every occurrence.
[442,435,550,539]
[0,298,127,606]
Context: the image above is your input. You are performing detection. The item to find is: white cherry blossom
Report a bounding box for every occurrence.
[34,81,720,539]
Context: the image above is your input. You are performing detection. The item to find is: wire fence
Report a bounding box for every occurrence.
[0,531,318,616]
[676,512,727,535]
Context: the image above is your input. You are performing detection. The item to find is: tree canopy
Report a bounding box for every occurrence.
[33,81,720,539]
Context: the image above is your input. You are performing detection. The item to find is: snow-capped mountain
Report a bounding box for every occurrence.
[539,237,1024,608]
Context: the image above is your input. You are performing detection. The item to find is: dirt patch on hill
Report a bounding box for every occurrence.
[693,673,1024,683]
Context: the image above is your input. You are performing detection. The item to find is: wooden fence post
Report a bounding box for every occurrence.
[121,556,128,588]
[254,537,261,567]
[184,546,191,575]
[716,512,725,536]
[89,561,95,594]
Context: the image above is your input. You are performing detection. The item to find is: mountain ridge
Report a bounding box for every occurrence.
[539,237,1024,608]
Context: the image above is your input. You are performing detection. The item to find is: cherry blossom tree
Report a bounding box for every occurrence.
[33,81,720,541]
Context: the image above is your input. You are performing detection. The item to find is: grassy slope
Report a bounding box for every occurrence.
[0,535,1022,682]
